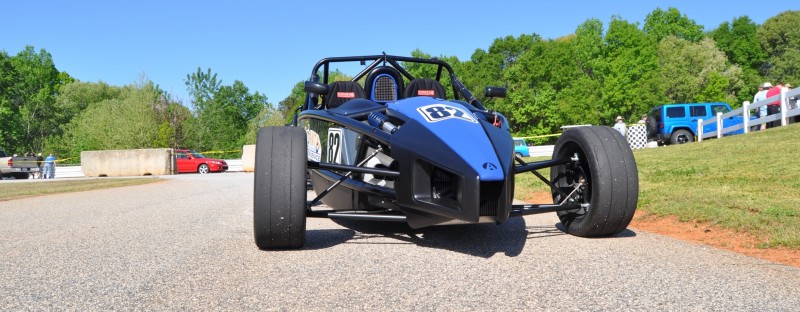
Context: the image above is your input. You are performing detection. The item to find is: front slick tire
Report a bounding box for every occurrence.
[550,126,638,237]
[254,126,307,250]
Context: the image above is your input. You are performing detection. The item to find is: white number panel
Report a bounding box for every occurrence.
[326,128,343,163]
[416,104,478,123]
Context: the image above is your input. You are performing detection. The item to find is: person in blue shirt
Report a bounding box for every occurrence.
[44,154,56,179]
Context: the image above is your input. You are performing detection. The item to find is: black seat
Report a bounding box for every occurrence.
[325,81,366,109]
[404,78,446,99]
[365,66,404,103]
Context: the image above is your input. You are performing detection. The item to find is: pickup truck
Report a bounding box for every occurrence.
[0,149,40,179]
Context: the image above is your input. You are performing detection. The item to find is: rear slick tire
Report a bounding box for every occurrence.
[550,126,638,237]
[253,126,307,250]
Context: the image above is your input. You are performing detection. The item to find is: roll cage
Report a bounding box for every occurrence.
[302,54,485,112]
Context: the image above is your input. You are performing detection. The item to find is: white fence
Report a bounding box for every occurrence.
[698,87,800,141]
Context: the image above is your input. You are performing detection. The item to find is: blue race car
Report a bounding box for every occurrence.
[254,54,639,249]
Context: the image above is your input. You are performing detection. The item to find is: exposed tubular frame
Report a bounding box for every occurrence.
[304,141,587,222]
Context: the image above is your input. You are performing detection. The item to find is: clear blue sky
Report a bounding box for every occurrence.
[2,1,798,107]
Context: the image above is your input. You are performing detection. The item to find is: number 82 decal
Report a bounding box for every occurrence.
[417,104,478,123]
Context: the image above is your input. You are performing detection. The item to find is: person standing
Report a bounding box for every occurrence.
[765,83,783,128]
[786,83,798,123]
[36,153,44,179]
[753,82,771,130]
[44,154,56,179]
[614,116,627,137]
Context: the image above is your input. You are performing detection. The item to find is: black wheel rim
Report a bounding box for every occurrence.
[553,142,592,217]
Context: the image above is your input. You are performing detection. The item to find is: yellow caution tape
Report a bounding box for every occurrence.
[517,133,563,139]
[197,150,242,155]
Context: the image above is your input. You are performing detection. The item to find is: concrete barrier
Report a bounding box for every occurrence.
[241,145,255,172]
[81,148,176,177]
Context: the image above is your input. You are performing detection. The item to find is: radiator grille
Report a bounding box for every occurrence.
[432,167,458,203]
[480,200,498,216]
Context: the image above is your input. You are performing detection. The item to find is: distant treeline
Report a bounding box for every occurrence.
[2,8,798,157]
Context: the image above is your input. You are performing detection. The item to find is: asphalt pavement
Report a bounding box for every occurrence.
[1,172,799,310]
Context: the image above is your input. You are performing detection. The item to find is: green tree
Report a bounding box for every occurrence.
[496,34,594,138]
[151,96,191,149]
[185,67,221,107]
[277,81,304,122]
[242,104,285,144]
[574,19,605,78]
[184,67,222,149]
[5,46,73,153]
[0,51,22,149]
[184,68,269,154]
[601,17,662,123]
[757,10,800,84]
[657,36,743,106]
[59,80,163,160]
[710,16,767,104]
[55,81,122,131]
[644,7,704,42]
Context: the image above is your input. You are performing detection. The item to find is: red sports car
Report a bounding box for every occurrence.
[175,149,228,174]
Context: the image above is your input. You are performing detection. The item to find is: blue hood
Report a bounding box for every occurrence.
[387,97,504,182]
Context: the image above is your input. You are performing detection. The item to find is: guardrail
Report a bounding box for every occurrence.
[698,88,800,141]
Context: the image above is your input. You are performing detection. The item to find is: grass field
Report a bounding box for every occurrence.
[516,123,800,249]
[0,178,163,202]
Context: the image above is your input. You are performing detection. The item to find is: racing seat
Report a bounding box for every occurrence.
[325,81,367,109]
[404,78,446,99]
[365,66,404,103]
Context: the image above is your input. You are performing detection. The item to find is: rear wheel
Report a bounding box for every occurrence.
[550,126,638,237]
[515,152,523,158]
[197,164,210,174]
[254,126,307,250]
[670,129,693,144]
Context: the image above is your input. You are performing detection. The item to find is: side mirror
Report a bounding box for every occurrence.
[304,81,329,95]
[484,87,507,98]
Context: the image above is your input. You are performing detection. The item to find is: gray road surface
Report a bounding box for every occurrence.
[2,173,799,310]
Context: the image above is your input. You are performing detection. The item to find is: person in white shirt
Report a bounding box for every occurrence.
[753,82,772,130]
[613,116,626,137]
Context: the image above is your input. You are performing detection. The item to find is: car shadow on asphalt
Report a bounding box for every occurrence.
[553,223,638,238]
[314,218,567,258]
[303,229,357,250]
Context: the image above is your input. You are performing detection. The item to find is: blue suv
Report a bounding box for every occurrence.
[646,102,748,145]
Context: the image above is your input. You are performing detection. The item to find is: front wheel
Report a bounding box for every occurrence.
[197,164,210,174]
[254,126,307,250]
[550,126,638,237]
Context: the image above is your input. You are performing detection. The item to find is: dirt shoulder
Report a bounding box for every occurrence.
[523,192,800,268]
